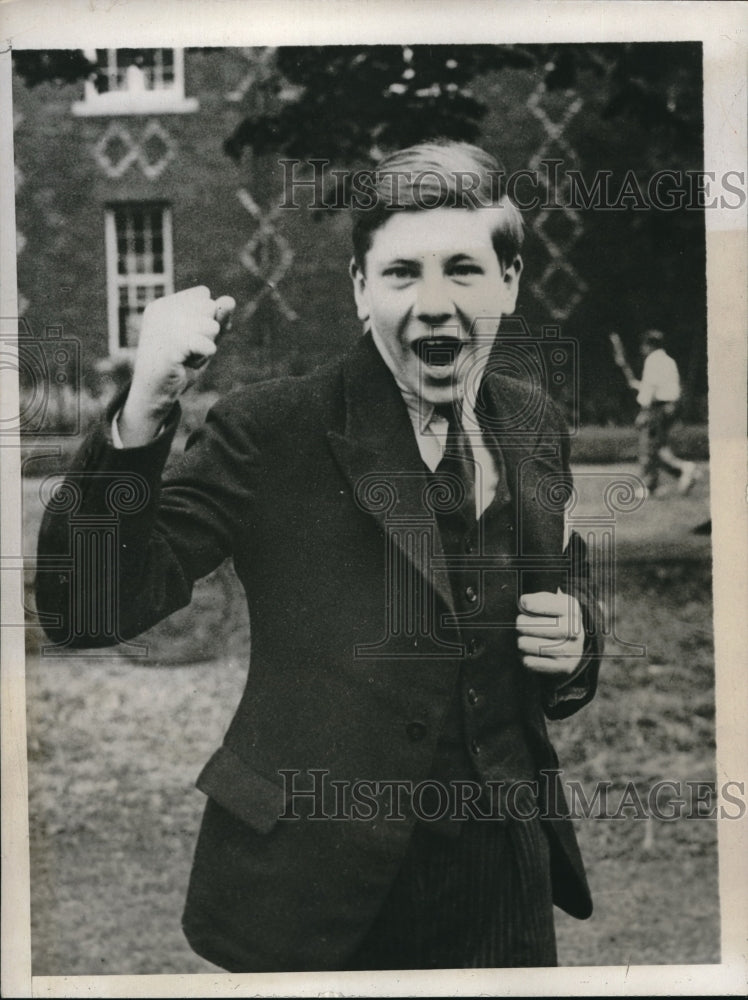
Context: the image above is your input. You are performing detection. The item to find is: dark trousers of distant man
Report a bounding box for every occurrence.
[639,400,680,490]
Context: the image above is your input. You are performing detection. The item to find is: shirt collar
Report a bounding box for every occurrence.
[369,327,488,435]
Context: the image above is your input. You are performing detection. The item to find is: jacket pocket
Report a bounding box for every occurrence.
[195,744,286,834]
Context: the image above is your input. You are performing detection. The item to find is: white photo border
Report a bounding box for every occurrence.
[2,1,746,996]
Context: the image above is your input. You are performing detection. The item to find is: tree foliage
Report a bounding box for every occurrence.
[222,45,534,161]
[12,49,98,88]
[221,43,702,167]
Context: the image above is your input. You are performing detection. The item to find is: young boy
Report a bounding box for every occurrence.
[36,141,604,971]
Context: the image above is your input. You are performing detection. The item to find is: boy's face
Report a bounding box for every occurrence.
[351,207,521,407]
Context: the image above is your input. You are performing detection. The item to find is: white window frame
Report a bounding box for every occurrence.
[73,48,198,116]
[105,204,174,357]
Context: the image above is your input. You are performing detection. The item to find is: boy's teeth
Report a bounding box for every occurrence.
[415,338,463,366]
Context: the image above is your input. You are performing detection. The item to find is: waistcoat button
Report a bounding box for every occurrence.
[467,638,484,657]
[470,740,481,755]
[406,722,427,742]
[467,687,480,706]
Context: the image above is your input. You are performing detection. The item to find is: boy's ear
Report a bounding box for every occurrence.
[502,255,523,311]
[505,255,523,281]
[349,257,370,323]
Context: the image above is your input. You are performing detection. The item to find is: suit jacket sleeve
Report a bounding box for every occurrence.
[35,387,260,647]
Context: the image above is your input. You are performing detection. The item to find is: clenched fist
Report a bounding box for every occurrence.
[119,287,235,447]
[516,589,585,676]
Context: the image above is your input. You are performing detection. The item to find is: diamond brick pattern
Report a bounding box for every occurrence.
[237,187,297,323]
[526,81,587,322]
[94,119,176,180]
[226,47,278,103]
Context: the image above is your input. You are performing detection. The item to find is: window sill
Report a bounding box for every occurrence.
[72,94,199,117]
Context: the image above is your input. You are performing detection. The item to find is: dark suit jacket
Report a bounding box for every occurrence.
[36,332,603,973]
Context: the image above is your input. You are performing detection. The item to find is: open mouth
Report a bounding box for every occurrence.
[413,337,464,367]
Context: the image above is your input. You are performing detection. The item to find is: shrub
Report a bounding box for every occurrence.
[570,424,709,464]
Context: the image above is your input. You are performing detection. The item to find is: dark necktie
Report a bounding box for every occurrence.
[433,402,476,524]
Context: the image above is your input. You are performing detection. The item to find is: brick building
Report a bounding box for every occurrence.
[12,47,359,405]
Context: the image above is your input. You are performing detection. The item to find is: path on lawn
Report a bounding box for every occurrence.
[567,463,711,562]
[22,459,712,566]
[569,461,710,562]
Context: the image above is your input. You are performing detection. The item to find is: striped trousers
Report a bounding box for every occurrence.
[347,815,557,970]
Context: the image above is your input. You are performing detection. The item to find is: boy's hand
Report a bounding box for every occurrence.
[119,286,235,447]
[516,590,585,676]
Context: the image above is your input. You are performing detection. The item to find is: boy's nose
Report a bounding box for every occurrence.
[415,277,455,327]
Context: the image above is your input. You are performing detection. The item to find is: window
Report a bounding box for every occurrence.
[105,204,174,354]
[96,48,175,93]
[73,48,198,116]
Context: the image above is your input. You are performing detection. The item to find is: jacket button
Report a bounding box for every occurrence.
[470,740,482,755]
[406,722,427,742]
[467,687,480,706]
[467,638,484,658]
[465,585,478,603]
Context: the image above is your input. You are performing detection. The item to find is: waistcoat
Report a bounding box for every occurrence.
[422,446,537,834]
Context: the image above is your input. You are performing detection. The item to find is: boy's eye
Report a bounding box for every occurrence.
[382,264,417,280]
[448,262,483,277]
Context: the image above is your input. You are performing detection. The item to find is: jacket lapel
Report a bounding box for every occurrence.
[475,371,541,520]
[478,374,568,587]
[327,334,457,619]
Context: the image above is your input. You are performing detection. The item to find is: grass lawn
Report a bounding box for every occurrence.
[21,463,718,974]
